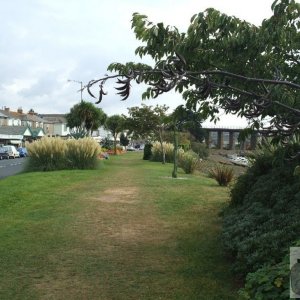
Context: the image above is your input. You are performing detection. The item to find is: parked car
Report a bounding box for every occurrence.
[17,147,28,157]
[228,155,249,167]
[0,147,9,160]
[2,145,20,159]
[127,146,137,151]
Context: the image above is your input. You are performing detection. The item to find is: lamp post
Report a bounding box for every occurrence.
[67,79,83,102]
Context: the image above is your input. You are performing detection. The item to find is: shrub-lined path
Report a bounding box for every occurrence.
[0,152,238,299]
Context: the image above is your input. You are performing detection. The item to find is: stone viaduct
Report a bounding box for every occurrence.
[203,126,258,150]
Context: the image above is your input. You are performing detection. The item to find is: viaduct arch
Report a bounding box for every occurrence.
[203,126,258,150]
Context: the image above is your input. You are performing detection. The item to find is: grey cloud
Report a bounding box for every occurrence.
[0,0,273,127]
[19,73,60,97]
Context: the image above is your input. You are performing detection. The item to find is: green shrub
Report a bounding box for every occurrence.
[190,142,209,159]
[101,137,114,150]
[178,150,201,174]
[178,143,190,152]
[239,255,290,300]
[143,143,152,160]
[230,150,274,206]
[239,238,300,300]
[208,165,234,186]
[223,202,300,274]
[222,143,300,298]
[26,137,101,171]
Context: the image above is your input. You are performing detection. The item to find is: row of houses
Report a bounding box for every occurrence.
[0,107,72,147]
[0,107,115,147]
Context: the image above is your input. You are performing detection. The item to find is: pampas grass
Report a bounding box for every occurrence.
[66,138,101,169]
[25,137,101,171]
[178,150,201,174]
[151,141,176,163]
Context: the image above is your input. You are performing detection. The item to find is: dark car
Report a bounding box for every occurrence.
[17,147,28,157]
[0,148,9,160]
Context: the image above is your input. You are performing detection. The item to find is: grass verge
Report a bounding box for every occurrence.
[0,152,238,299]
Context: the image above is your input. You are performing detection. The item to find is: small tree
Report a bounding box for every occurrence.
[105,115,125,154]
[66,101,106,138]
[126,104,169,163]
[120,132,130,149]
[170,105,205,177]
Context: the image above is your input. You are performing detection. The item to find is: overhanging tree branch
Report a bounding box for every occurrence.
[85,0,300,143]
[84,54,300,140]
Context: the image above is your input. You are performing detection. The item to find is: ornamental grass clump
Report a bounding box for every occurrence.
[208,165,234,186]
[26,137,66,171]
[178,150,201,174]
[25,137,101,171]
[151,141,174,163]
[66,138,101,169]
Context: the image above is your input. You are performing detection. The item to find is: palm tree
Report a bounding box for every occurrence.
[105,115,125,154]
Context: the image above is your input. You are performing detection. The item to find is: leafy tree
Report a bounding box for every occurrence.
[167,105,207,177]
[66,101,107,138]
[86,0,300,145]
[125,104,169,163]
[105,115,125,154]
[171,105,206,142]
[119,132,130,149]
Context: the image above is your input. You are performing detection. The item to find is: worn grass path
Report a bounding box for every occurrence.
[0,152,239,299]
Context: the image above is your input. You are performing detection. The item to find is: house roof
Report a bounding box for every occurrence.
[24,113,45,123]
[31,127,45,138]
[0,109,26,121]
[0,112,8,118]
[39,114,67,124]
[0,126,32,136]
[0,109,46,123]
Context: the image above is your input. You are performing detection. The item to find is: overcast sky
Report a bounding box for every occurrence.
[1,0,275,127]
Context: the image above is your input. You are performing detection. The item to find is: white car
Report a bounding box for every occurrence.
[229,156,249,166]
[2,145,20,158]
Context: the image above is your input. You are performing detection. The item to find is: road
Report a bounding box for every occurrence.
[0,157,28,179]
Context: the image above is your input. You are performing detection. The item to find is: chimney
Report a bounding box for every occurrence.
[4,107,9,112]
[28,108,35,115]
[17,107,23,114]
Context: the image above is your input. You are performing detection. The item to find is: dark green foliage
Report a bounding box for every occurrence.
[223,201,300,275]
[222,143,300,297]
[120,132,129,147]
[126,104,169,140]
[230,143,300,206]
[66,101,107,137]
[101,137,114,150]
[190,142,209,159]
[208,165,234,186]
[170,105,206,143]
[178,143,190,152]
[143,143,152,160]
[105,115,125,154]
[239,254,290,300]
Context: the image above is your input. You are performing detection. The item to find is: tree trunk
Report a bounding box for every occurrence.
[159,129,165,164]
[172,127,178,178]
[114,136,117,155]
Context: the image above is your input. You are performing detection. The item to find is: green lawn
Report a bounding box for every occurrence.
[0,152,239,299]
